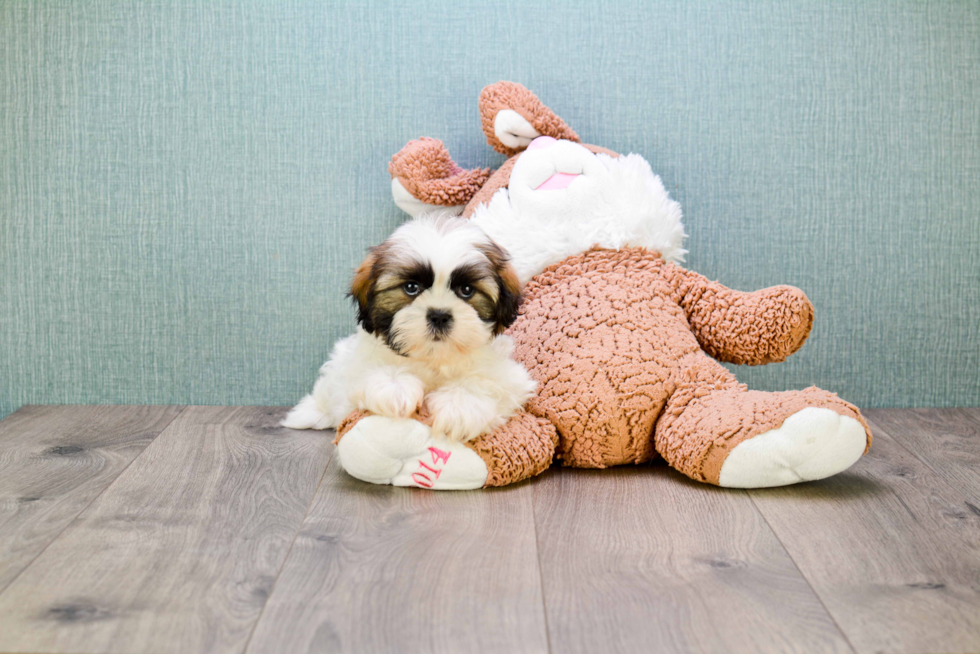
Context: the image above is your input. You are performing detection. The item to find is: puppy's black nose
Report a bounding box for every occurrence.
[426,308,453,334]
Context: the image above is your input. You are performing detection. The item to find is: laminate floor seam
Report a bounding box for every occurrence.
[746,488,858,654]
[529,475,554,654]
[864,410,980,498]
[240,442,337,654]
[2,407,979,654]
[864,419,980,512]
[0,405,187,598]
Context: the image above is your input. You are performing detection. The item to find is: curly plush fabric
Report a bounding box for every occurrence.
[335,409,371,443]
[334,407,557,488]
[344,81,873,489]
[335,406,437,443]
[388,137,491,207]
[462,155,519,219]
[504,247,871,480]
[479,81,579,157]
[669,271,815,365]
[337,246,872,486]
[656,382,870,483]
[463,410,558,486]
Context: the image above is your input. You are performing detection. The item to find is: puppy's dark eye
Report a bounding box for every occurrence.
[403,281,420,296]
[457,285,475,299]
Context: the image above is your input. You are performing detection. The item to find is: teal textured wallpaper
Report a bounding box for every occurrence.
[2,0,978,419]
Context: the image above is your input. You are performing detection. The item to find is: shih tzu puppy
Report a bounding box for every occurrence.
[282,214,536,442]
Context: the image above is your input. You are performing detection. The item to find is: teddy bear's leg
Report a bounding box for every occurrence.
[463,411,559,486]
[388,137,492,217]
[333,409,557,490]
[654,355,871,488]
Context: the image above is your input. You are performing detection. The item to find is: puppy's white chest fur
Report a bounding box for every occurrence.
[285,329,535,443]
[377,332,517,389]
[283,214,535,443]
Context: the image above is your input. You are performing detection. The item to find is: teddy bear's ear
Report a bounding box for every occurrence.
[480,82,579,157]
[389,138,492,217]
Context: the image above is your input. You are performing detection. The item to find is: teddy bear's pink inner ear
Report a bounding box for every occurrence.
[479,81,579,157]
[494,110,540,151]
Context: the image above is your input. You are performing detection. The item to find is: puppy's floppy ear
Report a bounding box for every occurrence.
[480,240,522,335]
[349,246,381,332]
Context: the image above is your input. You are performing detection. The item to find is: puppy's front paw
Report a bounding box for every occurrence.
[425,388,499,443]
[363,371,425,418]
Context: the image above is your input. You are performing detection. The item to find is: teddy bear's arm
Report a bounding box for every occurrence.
[389,137,491,216]
[664,263,815,365]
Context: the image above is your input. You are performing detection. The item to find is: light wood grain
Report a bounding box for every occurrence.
[865,408,980,503]
[245,456,549,654]
[749,422,980,654]
[962,408,980,426]
[0,404,183,593]
[532,465,853,654]
[2,407,980,654]
[0,406,333,654]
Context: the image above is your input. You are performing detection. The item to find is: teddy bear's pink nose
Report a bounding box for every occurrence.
[527,135,557,150]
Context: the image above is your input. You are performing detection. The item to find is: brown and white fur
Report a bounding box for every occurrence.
[282,214,535,442]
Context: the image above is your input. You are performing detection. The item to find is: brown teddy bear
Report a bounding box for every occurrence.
[330,81,871,490]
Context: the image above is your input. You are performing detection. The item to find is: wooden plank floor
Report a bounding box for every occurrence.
[0,406,977,654]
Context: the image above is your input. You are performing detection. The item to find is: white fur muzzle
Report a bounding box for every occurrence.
[283,215,536,445]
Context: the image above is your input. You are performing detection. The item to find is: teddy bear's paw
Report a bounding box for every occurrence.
[337,416,489,490]
[718,407,867,488]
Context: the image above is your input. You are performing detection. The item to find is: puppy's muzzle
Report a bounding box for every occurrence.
[426,308,453,339]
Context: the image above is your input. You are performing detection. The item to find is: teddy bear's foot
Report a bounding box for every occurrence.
[656,380,871,486]
[717,407,867,488]
[337,416,489,490]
